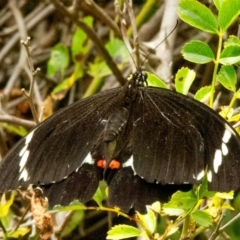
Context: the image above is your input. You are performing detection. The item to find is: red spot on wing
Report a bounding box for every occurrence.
[109,160,121,169]
[97,159,106,168]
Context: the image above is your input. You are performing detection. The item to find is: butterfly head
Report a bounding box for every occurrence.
[129,71,148,87]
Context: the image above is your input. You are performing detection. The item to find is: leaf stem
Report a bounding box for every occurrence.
[209,32,223,108]
[180,213,190,239]
[223,92,238,119]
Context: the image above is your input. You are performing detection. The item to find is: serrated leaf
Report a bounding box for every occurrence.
[137,206,156,234]
[194,86,211,102]
[47,43,69,78]
[191,211,212,227]
[178,0,218,34]
[217,65,236,92]
[147,72,167,89]
[198,173,216,199]
[163,208,185,216]
[215,191,234,200]
[218,0,240,32]
[224,35,240,48]
[163,190,197,216]
[220,45,240,65]
[182,40,215,63]
[175,67,195,94]
[107,225,141,239]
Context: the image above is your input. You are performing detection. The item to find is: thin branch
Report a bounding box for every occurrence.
[77,0,122,39]
[0,114,36,128]
[21,38,40,124]
[155,0,179,84]
[125,0,140,68]
[219,212,240,233]
[51,0,126,86]
[209,213,224,240]
[0,3,55,63]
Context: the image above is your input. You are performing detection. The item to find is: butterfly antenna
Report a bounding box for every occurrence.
[115,0,138,73]
[141,20,179,69]
[124,0,141,70]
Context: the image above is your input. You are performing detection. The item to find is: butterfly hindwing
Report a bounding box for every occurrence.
[42,163,102,208]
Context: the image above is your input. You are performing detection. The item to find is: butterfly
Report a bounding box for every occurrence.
[0,70,240,213]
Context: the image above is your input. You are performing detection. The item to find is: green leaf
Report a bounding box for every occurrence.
[182,40,215,63]
[224,35,240,48]
[219,45,240,65]
[47,43,69,78]
[147,72,167,89]
[60,210,85,238]
[51,63,83,100]
[218,0,240,32]
[71,17,93,62]
[197,172,216,199]
[107,225,141,239]
[191,211,212,227]
[0,123,28,137]
[137,207,156,234]
[178,0,218,34]
[7,227,30,238]
[0,192,14,218]
[217,65,236,92]
[194,86,211,102]
[105,39,130,63]
[175,67,195,95]
[163,190,197,216]
[93,187,104,207]
[50,201,86,213]
[213,0,223,10]
[215,191,234,200]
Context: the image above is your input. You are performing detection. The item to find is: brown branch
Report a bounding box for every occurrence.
[50,0,126,85]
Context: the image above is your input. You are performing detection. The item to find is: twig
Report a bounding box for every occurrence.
[219,212,240,234]
[50,0,126,85]
[0,3,55,63]
[0,128,8,158]
[0,114,36,128]
[3,0,28,97]
[77,0,122,39]
[155,0,179,84]
[125,0,140,68]
[21,38,40,124]
[209,213,224,240]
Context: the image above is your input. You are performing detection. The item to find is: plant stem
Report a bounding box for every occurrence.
[180,213,190,239]
[209,32,223,108]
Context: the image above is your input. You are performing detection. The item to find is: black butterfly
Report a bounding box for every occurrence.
[1,71,240,213]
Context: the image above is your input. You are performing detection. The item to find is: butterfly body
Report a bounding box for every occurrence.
[1,71,240,212]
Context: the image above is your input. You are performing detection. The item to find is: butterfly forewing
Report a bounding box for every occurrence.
[0,87,123,191]
[132,87,240,191]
